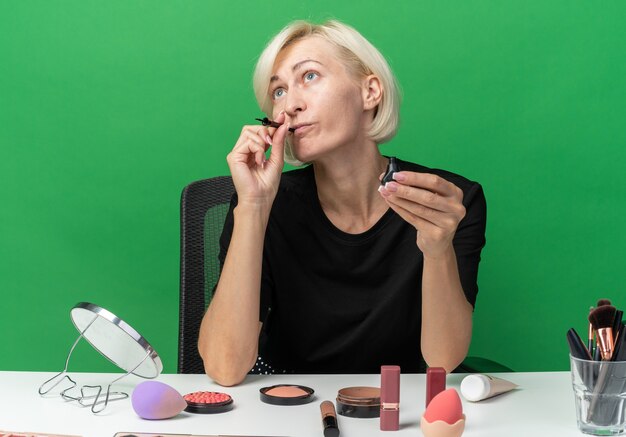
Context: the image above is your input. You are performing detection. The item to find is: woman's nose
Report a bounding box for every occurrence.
[284,88,306,115]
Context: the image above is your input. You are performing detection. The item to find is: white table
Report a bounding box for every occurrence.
[0,371,581,436]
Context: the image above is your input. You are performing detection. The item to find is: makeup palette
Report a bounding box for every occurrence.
[184,391,234,414]
[336,386,381,418]
[259,384,315,406]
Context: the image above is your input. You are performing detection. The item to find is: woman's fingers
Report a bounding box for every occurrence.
[266,111,289,168]
[385,198,438,233]
[382,181,447,212]
[231,113,288,170]
[378,171,466,256]
[381,181,466,223]
[381,185,465,227]
[381,191,460,256]
[382,191,443,227]
[227,114,289,175]
[226,119,288,208]
[392,171,463,200]
[248,131,270,167]
[381,171,465,218]
[230,129,271,167]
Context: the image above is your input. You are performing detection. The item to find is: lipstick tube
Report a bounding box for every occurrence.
[426,367,447,407]
[380,365,400,431]
[320,400,340,437]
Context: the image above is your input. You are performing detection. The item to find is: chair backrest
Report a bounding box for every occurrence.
[179,176,234,374]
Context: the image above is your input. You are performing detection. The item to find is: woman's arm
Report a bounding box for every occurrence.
[198,113,289,386]
[379,171,480,372]
[421,248,473,372]
[198,204,269,386]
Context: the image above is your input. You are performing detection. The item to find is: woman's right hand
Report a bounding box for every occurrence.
[226,111,290,212]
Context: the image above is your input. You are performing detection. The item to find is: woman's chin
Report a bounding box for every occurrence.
[291,139,336,164]
[290,145,317,164]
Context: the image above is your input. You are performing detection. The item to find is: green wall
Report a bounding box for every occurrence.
[1,1,625,374]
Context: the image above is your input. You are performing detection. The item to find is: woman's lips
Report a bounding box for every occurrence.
[292,124,313,136]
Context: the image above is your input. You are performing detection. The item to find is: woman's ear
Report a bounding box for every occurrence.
[362,75,383,111]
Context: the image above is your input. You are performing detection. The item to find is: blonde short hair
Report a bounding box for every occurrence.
[253,20,401,166]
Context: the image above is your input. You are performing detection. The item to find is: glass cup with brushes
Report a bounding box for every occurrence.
[568,299,626,436]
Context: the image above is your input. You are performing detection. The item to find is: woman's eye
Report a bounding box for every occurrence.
[304,72,318,81]
[272,88,285,100]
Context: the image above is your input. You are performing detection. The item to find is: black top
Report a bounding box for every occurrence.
[217,158,487,374]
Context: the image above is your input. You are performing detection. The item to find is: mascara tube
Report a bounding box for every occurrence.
[320,400,340,437]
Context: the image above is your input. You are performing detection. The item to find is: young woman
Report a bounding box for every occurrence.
[199,20,486,386]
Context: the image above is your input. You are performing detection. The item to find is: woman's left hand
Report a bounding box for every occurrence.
[378,171,466,259]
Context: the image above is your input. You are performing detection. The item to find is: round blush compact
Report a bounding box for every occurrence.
[336,386,381,418]
[183,391,234,414]
[259,384,315,406]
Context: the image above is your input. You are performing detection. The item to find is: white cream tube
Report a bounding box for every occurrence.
[460,374,518,402]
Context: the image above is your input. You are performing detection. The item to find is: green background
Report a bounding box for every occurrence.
[1,1,625,374]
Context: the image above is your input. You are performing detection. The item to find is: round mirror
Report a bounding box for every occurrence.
[70,302,163,378]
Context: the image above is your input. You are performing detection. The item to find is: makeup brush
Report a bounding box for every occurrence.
[598,324,626,429]
[566,328,593,360]
[590,306,603,360]
[588,306,595,355]
[594,298,611,358]
[612,309,623,345]
[612,324,626,362]
[589,305,617,360]
[567,328,593,389]
[588,323,626,424]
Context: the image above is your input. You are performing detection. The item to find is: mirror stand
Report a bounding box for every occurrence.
[38,302,162,414]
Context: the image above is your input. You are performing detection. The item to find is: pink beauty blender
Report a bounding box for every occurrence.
[421,388,466,437]
[131,381,187,420]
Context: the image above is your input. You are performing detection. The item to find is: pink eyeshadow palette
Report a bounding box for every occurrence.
[183,391,234,414]
[259,384,315,406]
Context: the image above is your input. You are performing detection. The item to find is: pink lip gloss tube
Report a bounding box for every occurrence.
[380,365,400,431]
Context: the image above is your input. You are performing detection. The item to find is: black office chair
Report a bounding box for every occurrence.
[179,176,235,374]
[178,176,513,374]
